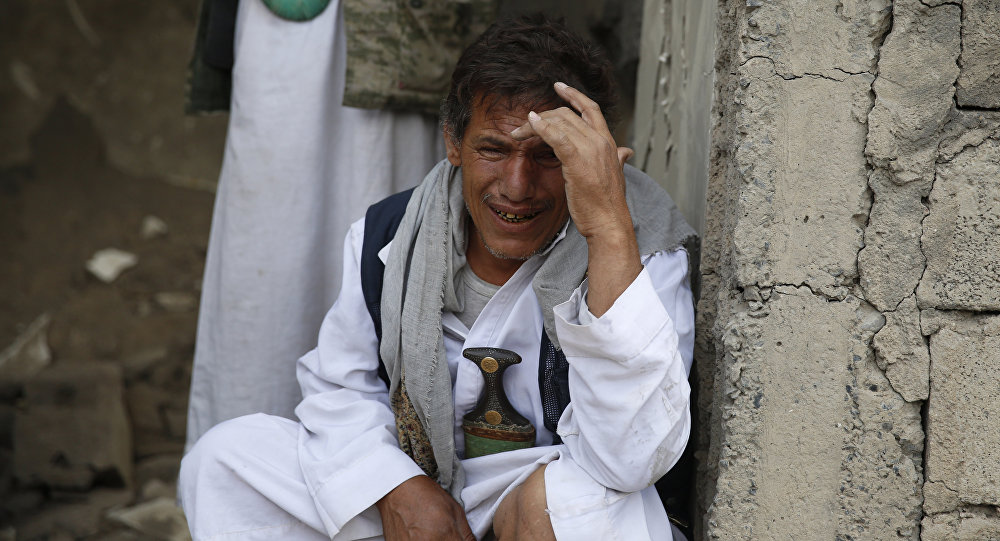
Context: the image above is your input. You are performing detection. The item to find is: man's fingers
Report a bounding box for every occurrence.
[617,146,634,168]
[512,108,586,142]
[509,121,538,141]
[519,109,593,159]
[553,81,611,137]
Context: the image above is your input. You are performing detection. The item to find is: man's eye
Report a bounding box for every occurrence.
[479,147,505,159]
[535,151,561,166]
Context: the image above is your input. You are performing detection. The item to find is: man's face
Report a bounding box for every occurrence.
[445,99,569,264]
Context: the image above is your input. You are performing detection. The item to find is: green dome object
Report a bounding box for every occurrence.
[261,0,331,21]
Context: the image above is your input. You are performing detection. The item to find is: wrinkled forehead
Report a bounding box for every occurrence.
[473,92,566,123]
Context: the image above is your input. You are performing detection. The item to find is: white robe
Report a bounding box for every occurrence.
[180,218,694,541]
[185,0,445,449]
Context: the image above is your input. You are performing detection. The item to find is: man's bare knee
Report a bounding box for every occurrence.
[494,465,556,541]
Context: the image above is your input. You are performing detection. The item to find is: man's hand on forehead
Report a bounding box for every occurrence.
[508,82,634,241]
[509,82,642,318]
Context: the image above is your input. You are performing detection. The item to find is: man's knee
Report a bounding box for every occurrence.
[180,414,277,495]
[494,465,556,541]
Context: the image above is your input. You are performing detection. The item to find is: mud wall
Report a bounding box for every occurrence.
[638,0,1000,538]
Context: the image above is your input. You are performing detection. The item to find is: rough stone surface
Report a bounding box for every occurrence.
[704,286,921,540]
[916,136,1000,310]
[921,508,1000,541]
[739,0,890,78]
[696,0,948,539]
[956,0,1000,109]
[729,60,871,297]
[13,361,132,490]
[865,1,961,186]
[925,314,1000,509]
[872,296,929,402]
[857,170,929,312]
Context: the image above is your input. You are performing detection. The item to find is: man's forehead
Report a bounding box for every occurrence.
[474,93,560,123]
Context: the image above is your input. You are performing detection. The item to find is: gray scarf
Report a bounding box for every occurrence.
[379,159,696,501]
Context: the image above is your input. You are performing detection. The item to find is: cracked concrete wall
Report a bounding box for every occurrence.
[682,0,1000,538]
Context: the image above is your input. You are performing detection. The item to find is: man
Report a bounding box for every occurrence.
[180,15,696,541]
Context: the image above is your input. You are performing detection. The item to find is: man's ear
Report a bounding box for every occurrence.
[443,128,462,167]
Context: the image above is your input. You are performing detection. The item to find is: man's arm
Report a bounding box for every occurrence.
[510,81,640,316]
[294,219,473,540]
[495,250,693,540]
[508,82,692,506]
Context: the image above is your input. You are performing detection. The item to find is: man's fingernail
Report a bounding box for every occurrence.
[529,111,541,121]
[554,81,568,90]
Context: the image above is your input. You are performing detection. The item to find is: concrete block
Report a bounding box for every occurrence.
[731,59,871,295]
[706,288,922,540]
[13,362,133,490]
[922,509,1000,541]
[926,315,1000,507]
[923,480,961,515]
[857,171,929,312]
[739,0,891,77]
[917,137,1000,310]
[866,1,961,185]
[872,296,929,401]
[955,0,1000,108]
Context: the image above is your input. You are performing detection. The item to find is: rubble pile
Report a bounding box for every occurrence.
[1,98,216,540]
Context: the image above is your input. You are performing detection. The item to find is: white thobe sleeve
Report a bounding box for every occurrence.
[551,248,693,494]
[293,218,425,536]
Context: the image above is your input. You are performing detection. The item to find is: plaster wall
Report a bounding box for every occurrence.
[633,0,1000,538]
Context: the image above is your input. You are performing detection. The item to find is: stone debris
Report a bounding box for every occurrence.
[86,248,138,283]
[106,497,192,541]
[0,313,52,384]
[13,361,133,490]
[9,59,41,101]
[142,215,169,239]
[121,346,170,379]
[9,488,132,540]
[154,292,197,313]
[140,478,177,501]
[135,454,182,489]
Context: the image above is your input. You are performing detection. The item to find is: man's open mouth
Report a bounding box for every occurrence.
[494,208,537,223]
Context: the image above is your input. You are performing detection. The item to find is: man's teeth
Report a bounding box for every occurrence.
[494,209,536,223]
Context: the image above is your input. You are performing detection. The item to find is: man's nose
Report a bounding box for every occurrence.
[498,155,536,202]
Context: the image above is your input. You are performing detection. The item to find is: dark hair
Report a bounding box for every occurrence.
[441,13,619,144]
